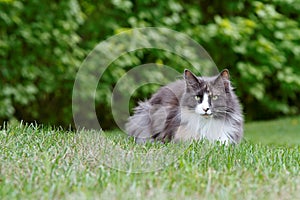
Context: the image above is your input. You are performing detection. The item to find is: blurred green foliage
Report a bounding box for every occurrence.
[0,0,85,126]
[0,0,300,128]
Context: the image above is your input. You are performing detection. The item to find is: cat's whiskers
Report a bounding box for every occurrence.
[214,110,242,122]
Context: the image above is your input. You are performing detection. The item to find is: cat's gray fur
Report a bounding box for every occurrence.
[125,69,244,144]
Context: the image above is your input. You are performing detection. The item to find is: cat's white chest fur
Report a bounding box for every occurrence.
[174,109,233,143]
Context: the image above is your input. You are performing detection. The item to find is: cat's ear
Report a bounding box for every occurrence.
[215,69,230,93]
[220,69,230,80]
[184,69,201,90]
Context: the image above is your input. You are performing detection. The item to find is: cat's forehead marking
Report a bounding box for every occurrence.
[208,82,221,92]
[206,85,210,93]
[207,83,214,92]
[201,83,210,94]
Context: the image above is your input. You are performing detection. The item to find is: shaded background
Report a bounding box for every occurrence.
[0,0,299,129]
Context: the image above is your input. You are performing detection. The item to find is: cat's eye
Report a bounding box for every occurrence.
[212,95,219,100]
[194,95,201,101]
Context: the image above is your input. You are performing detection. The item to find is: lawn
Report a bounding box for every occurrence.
[0,116,300,199]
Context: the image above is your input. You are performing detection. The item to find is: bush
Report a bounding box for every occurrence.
[1,0,299,128]
[197,0,300,120]
[0,0,85,125]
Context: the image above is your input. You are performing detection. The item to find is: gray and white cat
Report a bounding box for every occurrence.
[125,69,244,144]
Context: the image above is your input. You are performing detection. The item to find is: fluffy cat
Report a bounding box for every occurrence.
[125,69,244,144]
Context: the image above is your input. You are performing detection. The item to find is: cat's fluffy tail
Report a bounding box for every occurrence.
[125,101,153,143]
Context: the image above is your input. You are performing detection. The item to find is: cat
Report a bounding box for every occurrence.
[125,69,244,144]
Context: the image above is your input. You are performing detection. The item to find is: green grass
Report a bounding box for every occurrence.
[245,116,300,146]
[1,117,300,199]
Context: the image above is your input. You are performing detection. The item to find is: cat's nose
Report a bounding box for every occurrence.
[203,107,209,112]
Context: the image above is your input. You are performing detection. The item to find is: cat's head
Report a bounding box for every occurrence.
[181,69,233,119]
